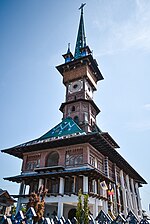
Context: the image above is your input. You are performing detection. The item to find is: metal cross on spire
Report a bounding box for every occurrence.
[79,3,86,13]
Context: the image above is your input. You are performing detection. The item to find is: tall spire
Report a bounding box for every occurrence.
[74,3,86,59]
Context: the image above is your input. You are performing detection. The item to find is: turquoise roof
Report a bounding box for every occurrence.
[39,117,85,140]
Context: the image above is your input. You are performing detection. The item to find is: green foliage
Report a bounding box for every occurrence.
[11,205,16,215]
[83,194,89,224]
[11,203,26,215]
[76,189,89,224]
[76,189,83,224]
[21,204,27,213]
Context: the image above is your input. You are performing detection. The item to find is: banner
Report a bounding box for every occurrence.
[108,188,114,196]
[100,181,108,190]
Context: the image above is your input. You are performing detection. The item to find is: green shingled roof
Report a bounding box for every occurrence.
[39,117,85,140]
[74,4,86,59]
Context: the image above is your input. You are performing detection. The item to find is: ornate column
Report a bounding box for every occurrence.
[113,164,119,214]
[19,181,25,195]
[93,198,99,218]
[16,181,25,213]
[94,179,97,194]
[103,200,108,214]
[116,185,121,213]
[125,175,133,211]
[83,175,88,194]
[130,178,138,216]
[38,178,44,190]
[57,201,63,218]
[135,182,142,217]
[59,177,64,195]
[73,176,76,193]
[114,164,117,183]
[120,170,127,216]
[95,158,97,170]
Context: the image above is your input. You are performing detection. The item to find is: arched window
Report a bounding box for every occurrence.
[74,116,79,124]
[72,106,75,112]
[68,208,76,220]
[46,151,59,167]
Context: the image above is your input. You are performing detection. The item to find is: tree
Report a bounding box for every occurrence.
[83,194,89,224]
[76,189,89,224]
[76,189,83,224]
[26,185,48,223]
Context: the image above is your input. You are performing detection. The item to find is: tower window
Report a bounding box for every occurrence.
[72,106,75,112]
[46,151,59,167]
[74,116,79,124]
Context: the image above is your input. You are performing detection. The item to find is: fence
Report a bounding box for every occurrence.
[0,208,149,224]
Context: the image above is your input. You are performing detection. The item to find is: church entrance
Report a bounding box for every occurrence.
[68,208,76,220]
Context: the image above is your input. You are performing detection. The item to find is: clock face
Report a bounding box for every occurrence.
[68,80,83,93]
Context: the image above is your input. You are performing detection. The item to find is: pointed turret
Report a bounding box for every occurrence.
[56,3,104,87]
[62,43,73,63]
[74,3,87,59]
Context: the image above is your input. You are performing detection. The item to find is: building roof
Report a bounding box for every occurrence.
[3,167,113,184]
[60,99,100,115]
[56,54,104,83]
[1,117,86,157]
[0,189,16,206]
[0,189,7,196]
[1,118,118,159]
[38,117,85,140]
[4,167,94,183]
[1,123,147,184]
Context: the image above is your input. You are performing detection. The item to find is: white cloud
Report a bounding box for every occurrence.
[93,0,150,56]
[143,104,150,111]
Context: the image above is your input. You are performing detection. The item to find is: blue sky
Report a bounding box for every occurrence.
[0,0,150,214]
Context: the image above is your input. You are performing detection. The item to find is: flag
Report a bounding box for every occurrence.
[108,188,114,196]
[100,181,108,190]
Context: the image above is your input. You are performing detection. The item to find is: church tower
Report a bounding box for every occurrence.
[57,4,103,133]
[2,4,146,220]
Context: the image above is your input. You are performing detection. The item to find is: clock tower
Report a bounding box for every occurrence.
[2,4,147,219]
[56,4,104,133]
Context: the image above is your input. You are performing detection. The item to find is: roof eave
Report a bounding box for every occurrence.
[1,132,147,184]
[56,54,104,82]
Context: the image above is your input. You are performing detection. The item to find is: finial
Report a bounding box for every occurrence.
[62,43,73,63]
[67,43,71,54]
[79,3,86,14]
